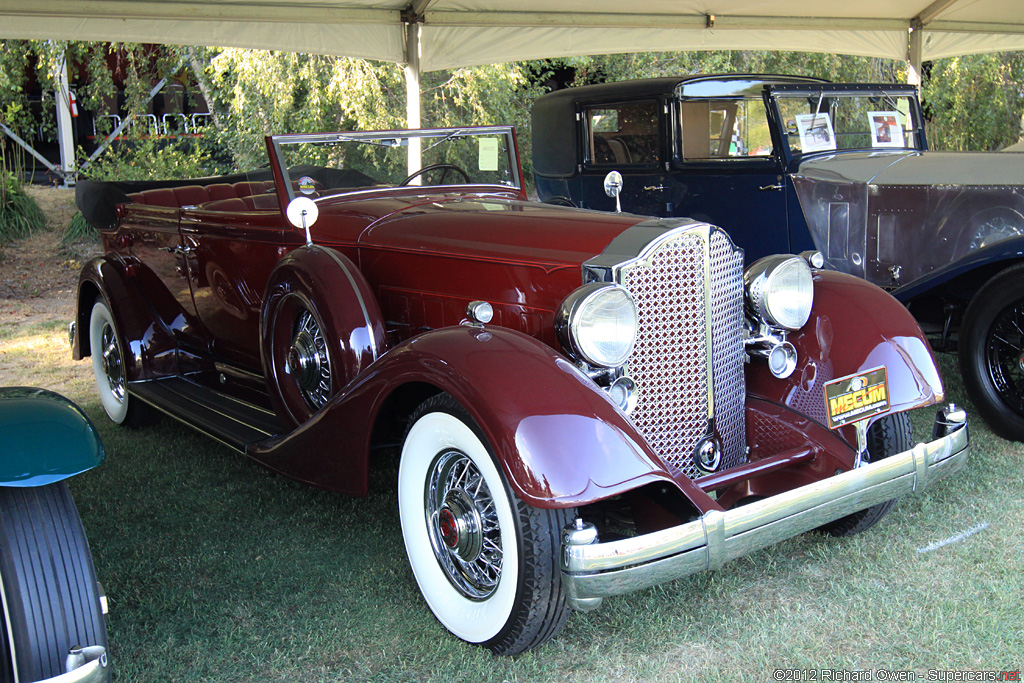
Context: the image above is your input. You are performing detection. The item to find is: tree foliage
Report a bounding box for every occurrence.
[921,52,1024,151]
[196,48,545,172]
[551,50,906,86]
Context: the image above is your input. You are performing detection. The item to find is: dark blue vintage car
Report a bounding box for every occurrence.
[0,387,109,683]
[533,74,1024,440]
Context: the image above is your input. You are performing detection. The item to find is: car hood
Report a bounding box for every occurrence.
[794,150,1024,187]
[355,195,649,268]
[791,151,1024,292]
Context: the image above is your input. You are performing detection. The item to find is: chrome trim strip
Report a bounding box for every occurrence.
[562,415,968,606]
[701,225,714,419]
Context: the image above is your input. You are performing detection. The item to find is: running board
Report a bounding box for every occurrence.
[130,376,285,452]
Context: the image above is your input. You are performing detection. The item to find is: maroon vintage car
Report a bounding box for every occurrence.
[71,126,968,655]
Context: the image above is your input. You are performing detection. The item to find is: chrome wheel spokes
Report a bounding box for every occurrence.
[287,309,331,410]
[987,301,1024,412]
[100,323,125,403]
[425,450,502,600]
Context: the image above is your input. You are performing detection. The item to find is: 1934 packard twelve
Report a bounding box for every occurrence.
[72,125,968,654]
[533,75,1024,441]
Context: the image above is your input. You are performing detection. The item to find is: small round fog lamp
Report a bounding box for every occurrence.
[606,376,637,413]
[767,341,798,378]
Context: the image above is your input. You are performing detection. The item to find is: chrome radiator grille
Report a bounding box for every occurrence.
[618,226,746,479]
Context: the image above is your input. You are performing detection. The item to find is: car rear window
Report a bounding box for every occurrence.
[585,101,660,165]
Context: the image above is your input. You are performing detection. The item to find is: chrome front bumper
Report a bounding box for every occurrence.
[561,406,969,611]
[33,646,108,683]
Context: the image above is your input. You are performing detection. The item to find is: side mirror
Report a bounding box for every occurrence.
[286,196,319,245]
[603,171,623,213]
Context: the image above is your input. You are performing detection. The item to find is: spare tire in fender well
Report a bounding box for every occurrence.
[260,245,388,427]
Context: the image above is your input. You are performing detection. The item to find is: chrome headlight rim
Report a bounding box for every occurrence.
[556,283,638,368]
[744,255,814,331]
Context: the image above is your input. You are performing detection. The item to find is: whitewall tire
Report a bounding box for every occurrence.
[88,299,153,427]
[398,394,571,655]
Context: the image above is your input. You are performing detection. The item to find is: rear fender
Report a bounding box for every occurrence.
[747,270,944,436]
[247,325,705,509]
[73,256,178,380]
[0,388,104,487]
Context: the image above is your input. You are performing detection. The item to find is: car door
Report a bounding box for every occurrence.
[179,200,292,372]
[117,198,210,352]
[577,99,670,216]
[667,96,791,261]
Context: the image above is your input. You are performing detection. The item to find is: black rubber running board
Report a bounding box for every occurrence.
[130,376,285,452]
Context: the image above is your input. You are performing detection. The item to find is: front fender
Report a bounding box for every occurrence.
[892,236,1024,304]
[248,325,699,509]
[748,270,944,431]
[0,388,104,487]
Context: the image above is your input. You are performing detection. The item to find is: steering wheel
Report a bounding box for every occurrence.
[399,163,471,186]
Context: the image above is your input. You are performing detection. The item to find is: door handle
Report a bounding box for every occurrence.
[759,183,784,191]
[643,185,666,191]
[160,244,195,257]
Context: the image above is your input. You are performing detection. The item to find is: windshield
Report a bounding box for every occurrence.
[270,127,522,200]
[773,89,922,156]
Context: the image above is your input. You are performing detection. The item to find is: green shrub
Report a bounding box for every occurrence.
[0,169,46,241]
[62,210,97,245]
[84,136,229,181]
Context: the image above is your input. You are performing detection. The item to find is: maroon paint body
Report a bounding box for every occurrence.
[73,133,946,518]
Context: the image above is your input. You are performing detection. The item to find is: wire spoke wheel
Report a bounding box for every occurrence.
[426,450,503,600]
[398,394,572,654]
[99,321,126,403]
[89,299,154,426]
[986,300,1024,413]
[287,308,332,410]
[960,262,1024,440]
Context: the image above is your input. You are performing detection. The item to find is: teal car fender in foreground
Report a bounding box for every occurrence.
[0,387,105,487]
[0,387,110,682]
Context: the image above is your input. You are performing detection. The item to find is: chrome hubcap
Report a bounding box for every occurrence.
[100,322,125,403]
[286,310,330,410]
[425,450,502,600]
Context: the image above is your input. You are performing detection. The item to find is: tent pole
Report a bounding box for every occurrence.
[55,52,76,186]
[907,22,923,86]
[404,19,422,177]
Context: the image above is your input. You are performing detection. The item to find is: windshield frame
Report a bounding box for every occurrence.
[765,83,927,166]
[267,125,526,203]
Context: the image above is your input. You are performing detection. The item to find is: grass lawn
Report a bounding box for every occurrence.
[2,315,1022,682]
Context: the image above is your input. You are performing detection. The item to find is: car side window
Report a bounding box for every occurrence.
[585,101,660,165]
[678,99,773,160]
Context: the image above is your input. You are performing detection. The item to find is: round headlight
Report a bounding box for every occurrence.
[744,255,814,330]
[556,283,637,368]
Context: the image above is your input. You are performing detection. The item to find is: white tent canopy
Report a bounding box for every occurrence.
[2,0,1023,72]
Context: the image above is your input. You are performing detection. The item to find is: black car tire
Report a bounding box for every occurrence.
[0,483,108,682]
[398,394,572,655]
[88,299,155,427]
[819,412,912,537]
[959,262,1024,441]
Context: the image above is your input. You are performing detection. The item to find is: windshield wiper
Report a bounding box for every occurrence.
[333,134,407,148]
[422,129,466,155]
